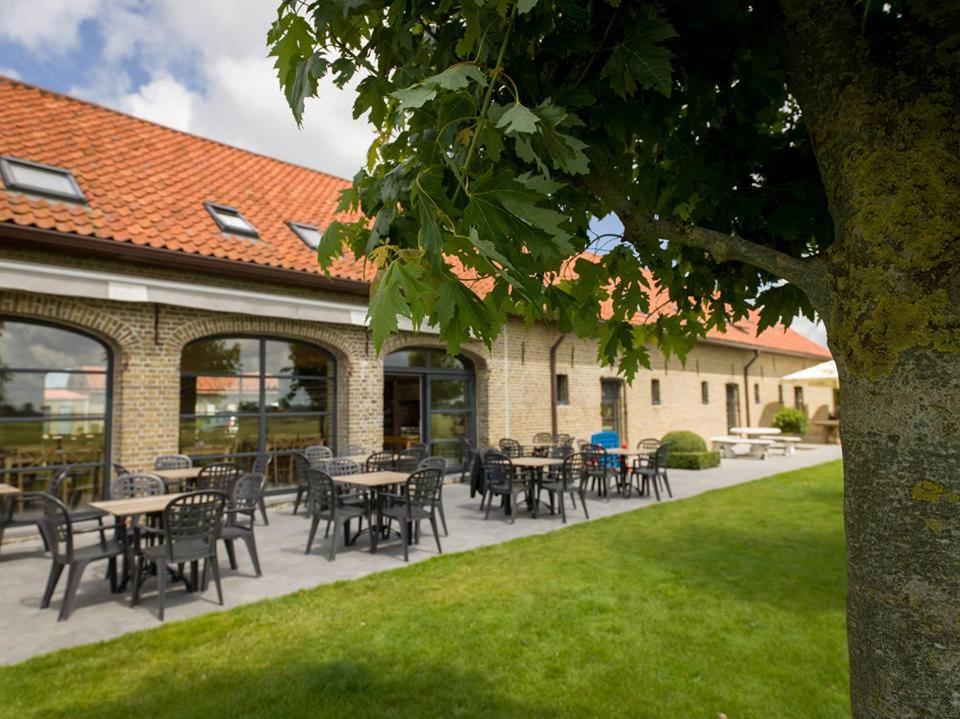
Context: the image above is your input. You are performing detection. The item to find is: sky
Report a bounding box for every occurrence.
[0,0,827,347]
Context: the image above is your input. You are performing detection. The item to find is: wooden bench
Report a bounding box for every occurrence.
[709,436,775,459]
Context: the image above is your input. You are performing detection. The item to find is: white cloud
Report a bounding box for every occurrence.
[0,67,22,80]
[118,73,195,132]
[0,0,102,53]
[790,315,829,348]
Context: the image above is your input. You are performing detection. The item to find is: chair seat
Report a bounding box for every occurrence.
[69,538,125,563]
[382,505,432,522]
[314,504,367,521]
[220,525,252,541]
[141,538,214,564]
[539,480,578,493]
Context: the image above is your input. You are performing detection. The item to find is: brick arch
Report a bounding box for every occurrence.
[380,334,491,372]
[161,315,360,371]
[0,291,143,355]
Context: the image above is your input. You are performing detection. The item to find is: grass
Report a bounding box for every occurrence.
[0,461,849,718]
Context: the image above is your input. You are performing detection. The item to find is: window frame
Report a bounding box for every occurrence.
[179,335,337,490]
[0,156,86,204]
[556,374,570,405]
[651,378,661,405]
[287,221,323,250]
[701,381,709,405]
[204,202,259,238]
[0,316,112,498]
[754,383,761,404]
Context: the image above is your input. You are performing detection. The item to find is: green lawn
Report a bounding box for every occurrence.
[0,461,849,719]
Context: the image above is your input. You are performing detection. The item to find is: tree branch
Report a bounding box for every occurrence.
[581,171,829,307]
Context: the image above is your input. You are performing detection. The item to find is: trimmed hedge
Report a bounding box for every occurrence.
[773,407,809,435]
[660,430,707,453]
[666,450,722,470]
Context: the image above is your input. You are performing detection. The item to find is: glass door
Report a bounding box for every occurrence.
[600,379,622,436]
[427,376,474,466]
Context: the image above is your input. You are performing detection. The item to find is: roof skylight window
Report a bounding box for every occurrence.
[205,202,258,238]
[0,156,85,203]
[287,221,323,250]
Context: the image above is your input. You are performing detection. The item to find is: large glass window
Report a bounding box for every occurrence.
[179,336,335,489]
[0,319,111,501]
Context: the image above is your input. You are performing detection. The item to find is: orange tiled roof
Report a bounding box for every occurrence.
[0,77,830,359]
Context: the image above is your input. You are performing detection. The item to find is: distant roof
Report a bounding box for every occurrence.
[0,77,830,360]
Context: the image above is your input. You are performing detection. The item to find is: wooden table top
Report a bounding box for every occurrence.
[334,470,410,488]
[151,467,203,481]
[512,456,565,468]
[90,493,185,517]
[0,483,20,496]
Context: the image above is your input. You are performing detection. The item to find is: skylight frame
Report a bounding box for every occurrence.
[287,221,323,250]
[0,156,86,204]
[204,202,259,238]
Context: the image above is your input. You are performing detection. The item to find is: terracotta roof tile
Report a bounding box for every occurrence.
[0,76,830,360]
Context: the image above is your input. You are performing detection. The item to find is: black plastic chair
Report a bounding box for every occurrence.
[251,453,273,525]
[111,473,165,498]
[220,473,265,577]
[498,438,525,458]
[395,446,427,472]
[583,444,618,501]
[304,445,333,467]
[132,491,226,621]
[632,443,672,500]
[532,432,554,457]
[304,469,371,561]
[418,457,448,535]
[537,452,590,523]
[290,452,312,515]
[366,451,396,472]
[154,454,192,470]
[197,462,241,494]
[457,438,475,484]
[112,463,132,478]
[38,494,124,621]
[381,468,445,562]
[482,452,526,523]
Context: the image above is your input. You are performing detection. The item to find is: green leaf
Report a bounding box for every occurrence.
[430,63,488,91]
[314,220,351,270]
[517,0,540,13]
[600,15,677,97]
[496,103,540,134]
[391,84,438,109]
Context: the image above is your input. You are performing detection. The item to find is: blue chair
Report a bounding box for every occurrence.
[590,432,624,493]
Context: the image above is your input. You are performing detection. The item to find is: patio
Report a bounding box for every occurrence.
[0,443,841,666]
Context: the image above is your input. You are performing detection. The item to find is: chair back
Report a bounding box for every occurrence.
[561,453,589,490]
[590,431,619,449]
[406,468,444,508]
[162,491,226,559]
[555,433,573,447]
[344,443,365,456]
[636,438,661,455]
[396,446,427,472]
[38,493,74,563]
[45,467,70,501]
[112,473,165,499]
[290,451,311,487]
[304,445,333,467]
[325,458,361,477]
[306,469,337,513]
[112,463,131,478]
[651,442,672,471]
[197,462,241,493]
[483,451,513,488]
[251,453,273,475]
[154,454,192,471]
[418,456,447,474]
[366,451,396,472]
[498,438,524,458]
[552,444,574,459]
[232,472,265,513]
[533,432,553,444]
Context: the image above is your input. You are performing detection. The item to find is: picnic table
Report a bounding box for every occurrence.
[710,436,774,459]
[728,427,781,437]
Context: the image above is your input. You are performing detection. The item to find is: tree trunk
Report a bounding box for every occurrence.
[836,348,960,717]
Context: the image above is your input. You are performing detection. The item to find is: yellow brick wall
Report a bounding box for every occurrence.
[0,256,835,474]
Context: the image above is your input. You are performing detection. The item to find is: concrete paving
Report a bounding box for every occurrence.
[0,444,841,665]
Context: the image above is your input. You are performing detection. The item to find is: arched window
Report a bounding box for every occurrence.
[0,318,111,499]
[179,336,336,487]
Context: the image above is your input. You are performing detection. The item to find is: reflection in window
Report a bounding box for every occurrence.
[383,348,471,371]
[179,336,336,488]
[0,319,110,499]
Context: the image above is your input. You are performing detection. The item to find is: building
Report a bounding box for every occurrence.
[0,77,833,499]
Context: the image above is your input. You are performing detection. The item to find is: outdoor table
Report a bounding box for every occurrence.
[0,483,20,496]
[151,467,203,490]
[334,471,410,552]
[509,457,565,517]
[729,427,781,437]
[91,493,190,591]
[813,420,840,443]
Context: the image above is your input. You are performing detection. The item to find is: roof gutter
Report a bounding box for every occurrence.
[0,223,371,296]
[549,334,566,437]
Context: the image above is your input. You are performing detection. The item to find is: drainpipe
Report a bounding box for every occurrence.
[503,323,510,438]
[743,349,760,426]
[549,334,566,437]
